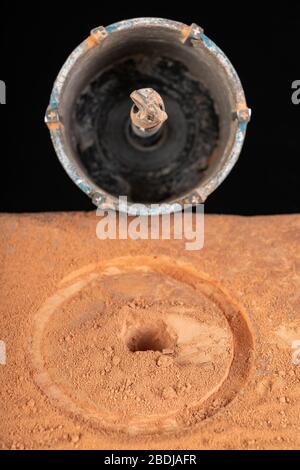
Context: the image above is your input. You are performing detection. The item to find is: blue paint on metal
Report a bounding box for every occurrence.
[201,34,242,87]
[50,92,59,109]
[77,180,92,195]
[107,21,129,32]
[202,34,216,50]
[239,122,248,133]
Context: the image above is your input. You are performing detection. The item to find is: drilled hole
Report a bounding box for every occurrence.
[125,321,176,353]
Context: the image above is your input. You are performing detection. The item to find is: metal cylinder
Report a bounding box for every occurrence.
[45,18,251,215]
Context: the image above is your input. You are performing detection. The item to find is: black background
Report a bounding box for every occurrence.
[0,3,299,214]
